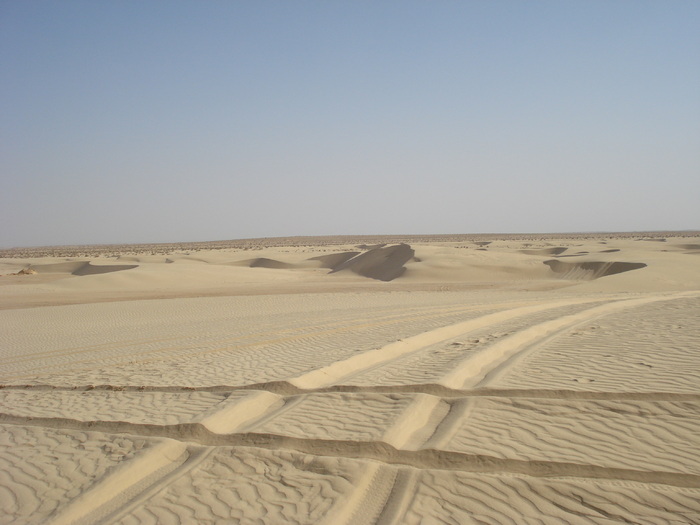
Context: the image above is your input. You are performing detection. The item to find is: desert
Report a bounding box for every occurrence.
[4,0,698,521]
[0,232,699,523]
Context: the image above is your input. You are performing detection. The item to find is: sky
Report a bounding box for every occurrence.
[1,1,699,247]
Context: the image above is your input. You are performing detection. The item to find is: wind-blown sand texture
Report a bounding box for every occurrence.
[1,232,699,524]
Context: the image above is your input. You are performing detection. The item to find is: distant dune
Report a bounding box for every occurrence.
[231,257,299,270]
[29,261,137,276]
[328,243,415,281]
[544,259,647,279]
[520,247,568,256]
[228,245,416,282]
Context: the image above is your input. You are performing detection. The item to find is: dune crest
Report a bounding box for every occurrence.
[226,245,416,282]
[29,261,137,276]
[329,244,415,281]
[231,258,299,270]
[520,247,567,256]
[308,251,361,269]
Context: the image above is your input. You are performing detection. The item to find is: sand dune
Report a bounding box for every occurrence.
[0,232,699,523]
[308,251,361,269]
[28,261,138,276]
[544,259,647,279]
[225,244,414,280]
[328,244,415,281]
[302,243,416,281]
[520,246,568,255]
[231,257,300,269]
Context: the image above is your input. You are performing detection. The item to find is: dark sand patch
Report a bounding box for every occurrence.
[231,258,299,270]
[72,263,138,276]
[554,252,590,258]
[308,252,361,269]
[228,245,415,280]
[330,244,415,281]
[544,260,647,280]
[521,247,568,256]
[29,262,137,276]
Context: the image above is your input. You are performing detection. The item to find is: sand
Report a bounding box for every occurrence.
[0,232,699,524]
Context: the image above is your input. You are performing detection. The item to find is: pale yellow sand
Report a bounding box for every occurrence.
[1,233,699,524]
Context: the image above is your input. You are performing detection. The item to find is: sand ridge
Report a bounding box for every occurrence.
[0,233,699,523]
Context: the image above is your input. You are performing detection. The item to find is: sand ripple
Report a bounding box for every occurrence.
[1,259,699,523]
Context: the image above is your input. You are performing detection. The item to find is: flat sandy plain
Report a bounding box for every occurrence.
[1,232,699,524]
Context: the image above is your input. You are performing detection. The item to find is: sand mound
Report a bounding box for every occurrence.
[29,262,137,276]
[225,246,414,281]
[72,263,138,276]
[28,262,89,274]
[329,244,415,281]
[555,252,590,258]
[15,268,37,275]
[544,260,647,280]
[231,258,298,270]
[520,247,567,256]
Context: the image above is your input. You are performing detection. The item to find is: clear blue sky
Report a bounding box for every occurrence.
[1,1,698,247]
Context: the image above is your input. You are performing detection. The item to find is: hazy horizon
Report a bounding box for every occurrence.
[2,2,699,247]
[4,228,700,251]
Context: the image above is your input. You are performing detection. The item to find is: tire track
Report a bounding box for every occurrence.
[47,439,189,525]
[97,446,217,525]
[1,302,503,382]
[2,300,499,366]
[4,291,699,522]
[421,398,478,451]
[199,391,283,434]
[381,394,449,450]
[3,383,700,402]
[440,293,700,390]
[320,463,396,525]
[289,297,612,390]
[374,469,420,525]
[2,416,699,489]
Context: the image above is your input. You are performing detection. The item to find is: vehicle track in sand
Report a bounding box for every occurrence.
[0,299,513,384]
[1,291,699,524]
[3,416,700,489]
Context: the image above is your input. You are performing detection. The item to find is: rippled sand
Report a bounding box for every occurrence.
[1,233,699,523]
